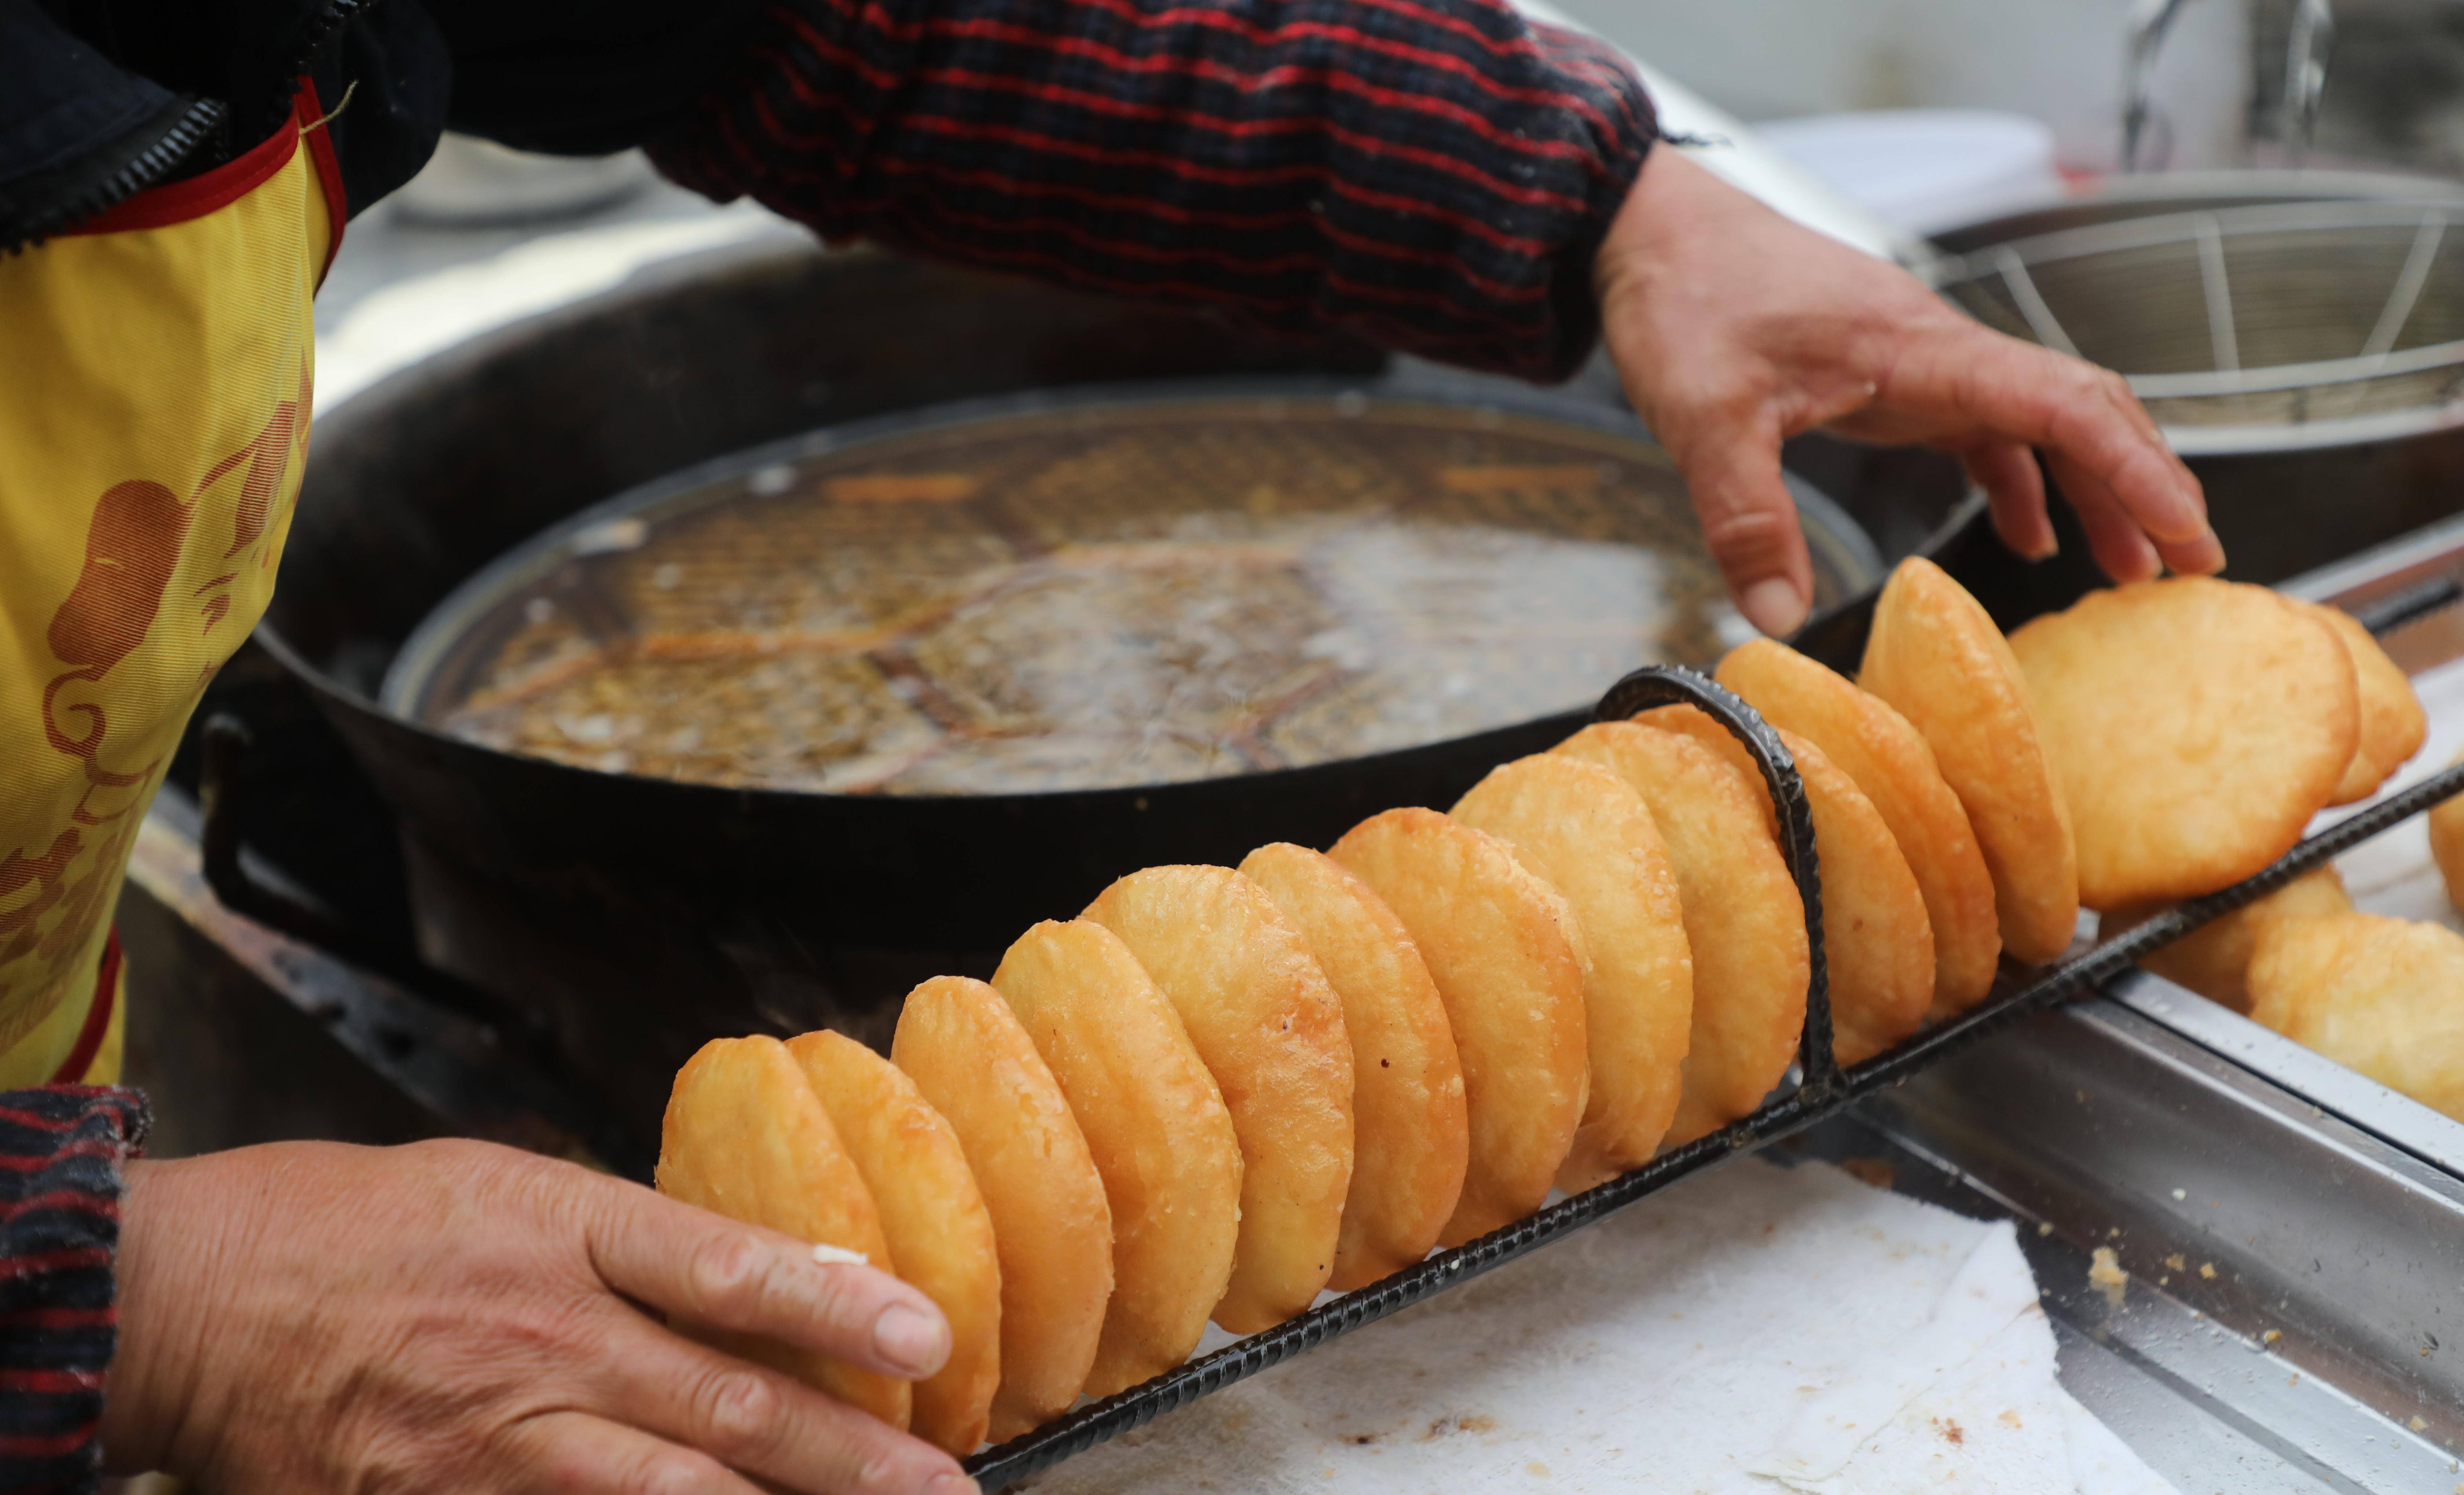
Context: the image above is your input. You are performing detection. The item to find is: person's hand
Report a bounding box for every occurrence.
[102,1138,977,1495]
[1595,147,2225,636]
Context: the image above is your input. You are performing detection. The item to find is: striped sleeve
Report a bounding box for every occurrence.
[0,1088,147,1495]
[646,0,1657,380]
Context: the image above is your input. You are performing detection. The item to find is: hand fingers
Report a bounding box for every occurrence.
[580,1179,950,1381]
[1958,441,2056,562]
[1676,418,1816,636]
[2160,530,2227,576]
[2046,449,2163,584]
[503,1410,761,1495]
[1885,328,2225,578]
[2058,370,2224,577]
[593,1313,971,1495]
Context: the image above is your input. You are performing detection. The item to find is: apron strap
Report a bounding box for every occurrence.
[50,931,120,1085]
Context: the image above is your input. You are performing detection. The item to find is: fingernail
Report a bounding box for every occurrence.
[2028,531,2060,562]
[927,1474,980,1495]
[1739,578,1807,637]
[874,1302,947,1377]
[2189,527,2227,573]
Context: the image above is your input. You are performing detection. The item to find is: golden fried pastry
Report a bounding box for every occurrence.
[2248,910,2464,1122]
[1238,844,1467,1291]
[1633,707,1933,1067]
[1451,754,1693,1190]
[2102,865,2351,1014]
[2009,576,2357,910]
[1553,723,1807,1144]
[1718,638,2001,1013]
[1331,808,1588,1246]
[991,920,1243,1397]
[1859,556,2079,964]
[2302,601,2426,805]
[1084,866,1354,1334]
[892,975,1111,1442]
[788,1030,1001,1455]
[656,1036,909,1429]
[2431,753,2464,918]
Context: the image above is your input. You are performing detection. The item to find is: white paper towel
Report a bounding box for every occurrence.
[1022,1158,2173,1494]
[2325,652,2464,931]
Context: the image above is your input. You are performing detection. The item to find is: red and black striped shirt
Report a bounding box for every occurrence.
[649,0,1657,381]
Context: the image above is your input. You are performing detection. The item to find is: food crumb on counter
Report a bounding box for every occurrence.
[2165,1253,2186,1271]
[2171,1188,2187,1201]
[2089,1246,2128,1307]
[2262,1329,2282,1345]
[2200,1262,2217,1279]
[2036,1222,2053,1236]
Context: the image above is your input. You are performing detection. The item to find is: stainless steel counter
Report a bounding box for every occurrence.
[1830,993,2464,1491]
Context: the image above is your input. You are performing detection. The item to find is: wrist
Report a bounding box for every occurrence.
[103,1157,218,1476]
[1594,147,1727,310]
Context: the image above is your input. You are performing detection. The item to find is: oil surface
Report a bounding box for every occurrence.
[407,397,1794,795]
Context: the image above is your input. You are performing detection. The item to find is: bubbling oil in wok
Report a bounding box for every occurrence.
[392,396,1846,796]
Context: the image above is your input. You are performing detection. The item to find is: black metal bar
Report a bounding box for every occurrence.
[961,734,2464,1488]
[1844,760,2464,1098]
[2353,575,2464,637]
[1591,666,1839,1091]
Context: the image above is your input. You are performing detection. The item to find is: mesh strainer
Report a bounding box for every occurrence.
[1933,198,2464,454]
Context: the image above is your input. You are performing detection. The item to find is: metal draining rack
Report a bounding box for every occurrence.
[1931,198,2464,450]
[963,579,2464,1488]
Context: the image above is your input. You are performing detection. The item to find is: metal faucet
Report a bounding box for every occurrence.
[2123,0,2199,171]
[2282,0,2335,164]
[2122,0,2336,172]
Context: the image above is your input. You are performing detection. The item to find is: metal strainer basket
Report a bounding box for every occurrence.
[1933,198,2464,455]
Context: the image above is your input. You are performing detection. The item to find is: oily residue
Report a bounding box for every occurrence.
[2089,1245,2130,1308]
[1420,1413,1499,1440]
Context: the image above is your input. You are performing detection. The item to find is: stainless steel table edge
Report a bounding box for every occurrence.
[2111,970,2464,1181]
[1839,992,2464,1492]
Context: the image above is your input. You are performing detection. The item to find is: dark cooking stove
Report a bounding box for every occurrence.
[126,639,647,1170]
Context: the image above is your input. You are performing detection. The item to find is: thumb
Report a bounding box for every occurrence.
[1677,432,1815,638]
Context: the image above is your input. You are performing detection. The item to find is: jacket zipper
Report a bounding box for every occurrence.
[3,0,371,253]
[2,96,228,254]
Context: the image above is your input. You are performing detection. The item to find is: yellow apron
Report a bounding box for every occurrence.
[0,85,342,1088]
